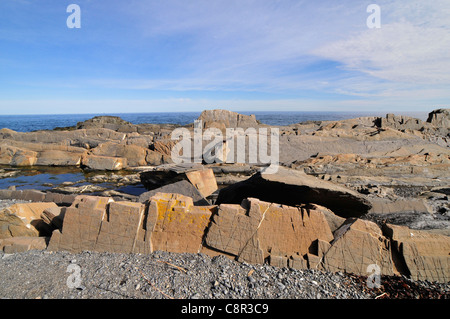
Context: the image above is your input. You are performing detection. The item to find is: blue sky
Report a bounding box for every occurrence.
[0,0,449,114]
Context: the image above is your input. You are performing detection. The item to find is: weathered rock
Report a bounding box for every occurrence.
[306,204,346,233]
[51,184,106,195]
[76,116,133,130]
[427,108,450,128]
[144,149,164,166]
[95,201,147,253]
[41,206,65,230]
[0,145,37,166]
[91,142,148,167]
[35,150,83,166]
[47,194,216,255]
[140,163,204,189]
[151,139,177,157]
[146,193,216,254]
[185,168,218,198]
[380,113,429,131]
[215,167,372,218]
[205,198,334,264]
[321,218,396,277]
[2,202,58,236]
[81,154,127,170]
[140,164,218,199]
[383,223,450,283]
[47,196,114,253]
[43,192,77,206]
[369,198,433,214]
[138,180,209,205]
[197,109,259,129]
[17,190,46,202]
[0,211,39,239]
[0,236,48,253]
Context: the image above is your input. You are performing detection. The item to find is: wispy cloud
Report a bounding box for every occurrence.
[313,0,450,98]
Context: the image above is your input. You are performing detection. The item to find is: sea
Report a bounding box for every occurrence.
[0,111,429,133]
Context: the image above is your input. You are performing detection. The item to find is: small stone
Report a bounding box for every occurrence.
[276,282,286,290]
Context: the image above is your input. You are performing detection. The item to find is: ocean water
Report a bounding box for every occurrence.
[0,111,429,133]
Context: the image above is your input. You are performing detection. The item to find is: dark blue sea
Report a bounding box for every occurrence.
[0,111,429,132]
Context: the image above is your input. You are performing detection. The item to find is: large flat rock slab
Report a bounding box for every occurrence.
[215,167,372,218]
[205,197,334,265]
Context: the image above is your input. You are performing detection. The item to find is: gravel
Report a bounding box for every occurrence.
[0,250,368,299]
[0,250,448,300]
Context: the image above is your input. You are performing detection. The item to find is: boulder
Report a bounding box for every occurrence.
[427,108,450,128]
[0,145,37,166]
[0,236,48,253]
[306,203,346,233]
[138,180,209,205]
[91,142,148,167]
[383,223,450,283]
[321,218,396,277]
[0,189,76,206]
[197,109,259,129]
[35,150,83,166]
[380,113,429,131]
[41,206,65,230]
[215,167,372,218]
[140,164,218,198]
[95,201,147,253]
[140,163,204,189]
[0,211,39,239]
[146,193,216,254]
[205,198,334,264]
[145,149,165,166]
[48,193,215,255]
[47,196,114,253]
[81,154,127,170]
[151,139,177,157]
[2,202,58,236]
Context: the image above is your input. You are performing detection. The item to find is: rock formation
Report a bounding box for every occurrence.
[215,166,372,218]
[1,191,449,283]
[197,109,259,129]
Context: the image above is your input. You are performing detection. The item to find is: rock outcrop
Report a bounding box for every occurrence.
[205,198,334,265]
[383,224,450,283]
[197,109,259,129]
[427,108,450,129]
[1,192,448,283]
[215,166,372,218]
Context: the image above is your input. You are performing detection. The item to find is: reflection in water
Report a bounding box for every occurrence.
[0,165,144,196]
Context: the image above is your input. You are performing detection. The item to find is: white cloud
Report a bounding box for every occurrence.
[312,0,450,100]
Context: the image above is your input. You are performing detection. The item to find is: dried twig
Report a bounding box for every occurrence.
[375,292,387,299]
[157,260,188,273]
[135,267,174,299]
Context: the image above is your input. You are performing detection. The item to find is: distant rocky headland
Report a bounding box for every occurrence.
[0,108,449,286]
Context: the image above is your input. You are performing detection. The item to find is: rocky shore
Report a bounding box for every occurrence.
[0,108,449,299]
